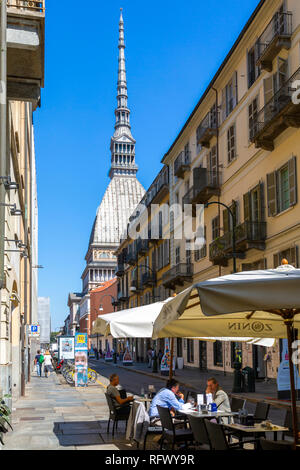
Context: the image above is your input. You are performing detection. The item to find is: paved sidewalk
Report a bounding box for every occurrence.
[2,370,137,450]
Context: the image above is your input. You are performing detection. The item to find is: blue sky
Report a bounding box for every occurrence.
[35,0,261,330]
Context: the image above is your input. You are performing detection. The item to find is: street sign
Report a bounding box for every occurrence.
[28,324,40,337]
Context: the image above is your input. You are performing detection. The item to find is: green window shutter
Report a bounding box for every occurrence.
[273,253,279,268]
[221,87,227,122]
[233,71,238,108]
[223,208,229,233]
[288,156,297,206]
[290,246,298,267]
[263,76,273,105]
[267,171,277,216]
[243,192,251,222]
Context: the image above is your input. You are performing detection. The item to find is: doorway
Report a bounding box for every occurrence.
[253,345,266,379]
[199,341,207,371]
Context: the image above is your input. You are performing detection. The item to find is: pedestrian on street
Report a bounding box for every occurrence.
[34,350,44,377]
[147,347,153,368]
[44,350,53,378]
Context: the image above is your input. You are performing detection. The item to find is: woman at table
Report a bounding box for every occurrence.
[149,379,185,419]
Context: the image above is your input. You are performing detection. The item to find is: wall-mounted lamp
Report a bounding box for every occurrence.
[0,176,19,190]
[0,203,22,216]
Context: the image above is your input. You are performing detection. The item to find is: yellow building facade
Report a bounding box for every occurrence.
[161,0,300,378]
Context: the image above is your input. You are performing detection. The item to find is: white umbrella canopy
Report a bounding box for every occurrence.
[92,297,275,346]
[152,285,300,339]
[92,299,173,338]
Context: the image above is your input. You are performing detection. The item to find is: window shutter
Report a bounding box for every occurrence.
[152,250,156,271]
[233,71,238,108]
[267,171,277,216]
[259,181,265,221]
[243,192,251,222]
[288,156,297,206]
[223,208,229,233]
[273,253,279,268]
[221,87,227,122]
[290,246,298,268]
[263,76,273,105]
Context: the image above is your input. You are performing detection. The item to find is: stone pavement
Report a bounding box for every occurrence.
[1,370,139,450]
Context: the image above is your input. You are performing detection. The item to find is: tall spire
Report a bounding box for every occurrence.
[109,9,138,179]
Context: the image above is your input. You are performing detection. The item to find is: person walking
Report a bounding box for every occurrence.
[34,350,44,377]
[44,350,53,378]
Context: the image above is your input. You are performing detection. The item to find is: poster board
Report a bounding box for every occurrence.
[75,333,88,387]
[58,336,75,361]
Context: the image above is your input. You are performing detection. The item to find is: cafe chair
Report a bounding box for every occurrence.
[260,437,293,451]
[230,397,245,413]
[105,392,131,437]
[204,419,243,450]
[188,415,212,450]
[282,409,300,441]
[253,402,270,423]
[157,405,194,451]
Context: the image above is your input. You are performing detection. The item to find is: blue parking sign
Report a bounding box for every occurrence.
[31,325,38,333]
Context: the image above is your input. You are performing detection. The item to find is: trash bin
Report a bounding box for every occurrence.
[242,366,256,393]
[177,357,184,370]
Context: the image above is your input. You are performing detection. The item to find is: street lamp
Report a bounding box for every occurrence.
[98,294,118,312]
[205,201,237,273]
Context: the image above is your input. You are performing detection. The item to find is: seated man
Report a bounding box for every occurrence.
[107,373,134,413]
[206,377,232,423]
[149,379,185,419]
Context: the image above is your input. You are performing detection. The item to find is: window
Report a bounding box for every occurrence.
[184,142,190,164]
[213,341,223,367]
[249,97,258,140]
[273,246,298,268]
[175,246,180,265]
[195,226,207,261]
[186,247,191,265]
[227,124,236,163]
[223,201,238,233]
[247,44,260,88]
[222,72,238,121]
[242,259,267,271]
[267,157,297,216]
[212,216,220,241]
[187,339,194,363]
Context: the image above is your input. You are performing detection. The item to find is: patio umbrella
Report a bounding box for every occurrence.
[153,263,300,448]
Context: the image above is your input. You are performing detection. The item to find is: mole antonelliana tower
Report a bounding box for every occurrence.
[81,9,145,294]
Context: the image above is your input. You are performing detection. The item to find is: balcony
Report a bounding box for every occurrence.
[174,151,191,179]
[151,167,169,205]
[130,279,143,293]
[137,239,149,257]
[196,111,217,148]
[117,291,129,302]
[251,67,300,150]
[162,263,193,289]
[182,169,221,214]
[256,11,292,72]
[126,250,137,266]
[209,221,267,267]
[141,272,156,287]
[7,0,45,109]
[115,263,125,277]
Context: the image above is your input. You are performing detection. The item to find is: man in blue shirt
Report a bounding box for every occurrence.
[149,379,185,418]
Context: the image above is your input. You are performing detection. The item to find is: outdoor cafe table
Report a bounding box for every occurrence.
[223,422,289,442]
[133,396,152,410]
[178,409,239,423]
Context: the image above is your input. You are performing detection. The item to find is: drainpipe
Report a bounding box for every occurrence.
[0,0,7,291]
[212,87,221,278]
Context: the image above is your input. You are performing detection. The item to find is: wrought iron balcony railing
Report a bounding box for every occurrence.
[196,111,217,148]
[174,151,191,178]
[251,67,300,150]
[209,221,267,266]
[182,169,221,208]
[137,239,149,257]
[162,263,193,288]
[256,11,292,71]
[141,272,156,287]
